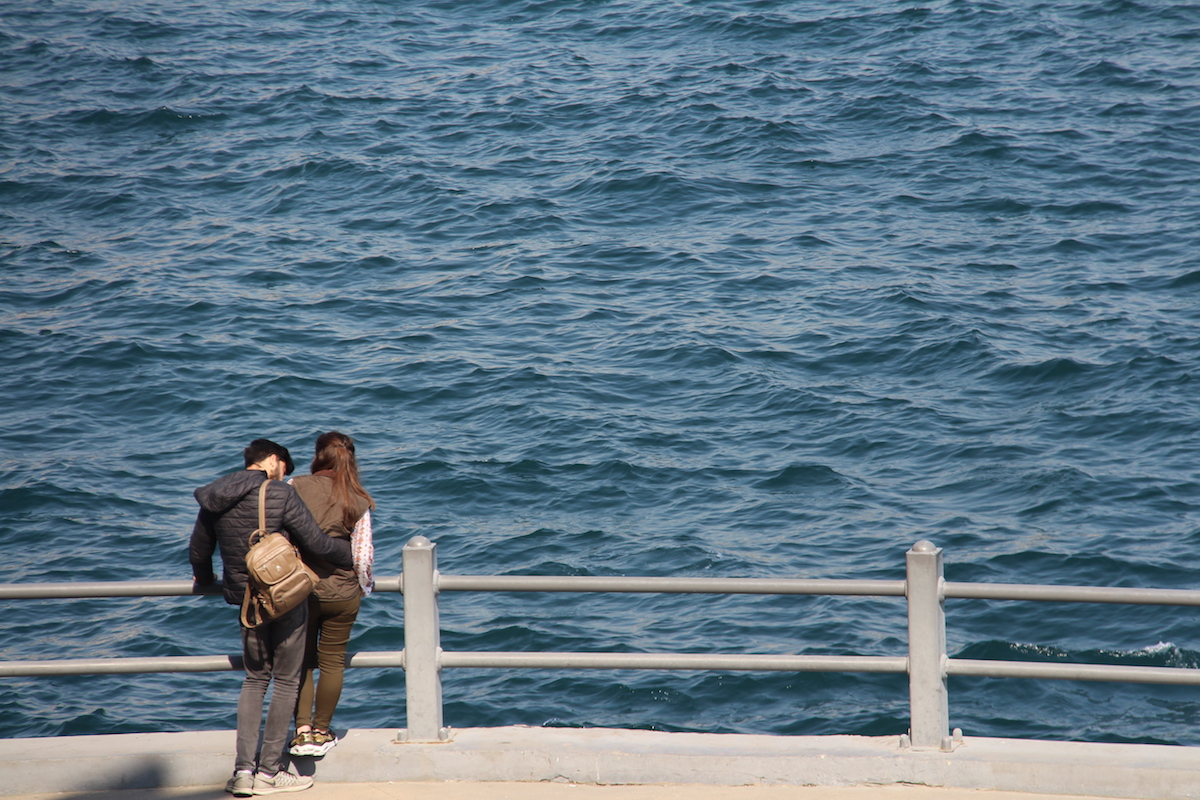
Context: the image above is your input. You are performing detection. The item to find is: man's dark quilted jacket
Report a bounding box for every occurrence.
[190,469,352,605]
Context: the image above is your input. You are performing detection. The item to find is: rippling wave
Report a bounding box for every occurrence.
[2,0,1199,745]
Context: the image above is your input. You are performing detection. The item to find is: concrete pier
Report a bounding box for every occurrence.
[0,780,1123,800]
[4,726,1199,800]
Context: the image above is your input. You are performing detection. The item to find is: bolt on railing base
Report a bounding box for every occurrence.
[395,727,454,743]
[899,727,963,753]
[943,727,964,752]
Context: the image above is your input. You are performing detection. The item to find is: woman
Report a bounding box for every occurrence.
[288,431,375,758]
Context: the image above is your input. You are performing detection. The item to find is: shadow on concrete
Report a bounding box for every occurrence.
[28,790,226,800]
[8,755,227,800]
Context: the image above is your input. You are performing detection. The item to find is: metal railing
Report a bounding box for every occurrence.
[3,538,1200,751]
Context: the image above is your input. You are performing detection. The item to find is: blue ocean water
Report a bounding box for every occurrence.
[2,0,1200,746]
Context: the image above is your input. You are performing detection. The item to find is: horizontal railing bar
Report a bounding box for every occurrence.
[0,578,403,601]
[7,578,1199,606]
[440,651,908,673]
[437,575,907,596]
[0,581,224,600]
[346,650,405,668]
[948,658,1200,685]
[375,576,402,593]
[9,649,1199,684]
[0,650,406,678]
[944,582,1200,606]
[0,655,242,677]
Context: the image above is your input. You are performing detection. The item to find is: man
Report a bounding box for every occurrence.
[191,439,353,796]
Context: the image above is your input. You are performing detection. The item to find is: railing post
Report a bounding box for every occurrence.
[906,539,949,750]
[400,535,448,742]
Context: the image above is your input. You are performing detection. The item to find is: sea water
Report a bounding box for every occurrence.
[2,0,1200,745]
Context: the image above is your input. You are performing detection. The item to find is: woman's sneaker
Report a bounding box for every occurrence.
[252,769,313,795]
[288,731,315,757]
[308,729,338,757]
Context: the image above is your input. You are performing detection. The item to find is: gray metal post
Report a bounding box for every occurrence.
[906,539,949,750]
[400,535,448,742]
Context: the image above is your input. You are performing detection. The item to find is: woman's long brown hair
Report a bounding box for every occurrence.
[310,431,375,530]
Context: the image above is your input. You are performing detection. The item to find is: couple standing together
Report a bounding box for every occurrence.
[190,432,376,795]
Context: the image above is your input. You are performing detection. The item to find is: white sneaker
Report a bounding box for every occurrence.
[225,769,254,797]
[252,769,313,795]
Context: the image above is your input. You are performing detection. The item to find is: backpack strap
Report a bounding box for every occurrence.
[240,585,263,628]
[248,480,270,548]
[240,480,273,628]
[258,479,269,530]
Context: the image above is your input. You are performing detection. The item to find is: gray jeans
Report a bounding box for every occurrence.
[236,601,307,775]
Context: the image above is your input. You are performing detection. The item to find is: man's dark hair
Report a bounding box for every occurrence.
[242,438,295,475]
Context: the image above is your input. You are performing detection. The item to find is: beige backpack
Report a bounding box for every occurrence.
[240,480,319,628]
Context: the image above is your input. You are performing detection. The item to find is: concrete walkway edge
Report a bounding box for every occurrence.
[4,726,1200,800]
